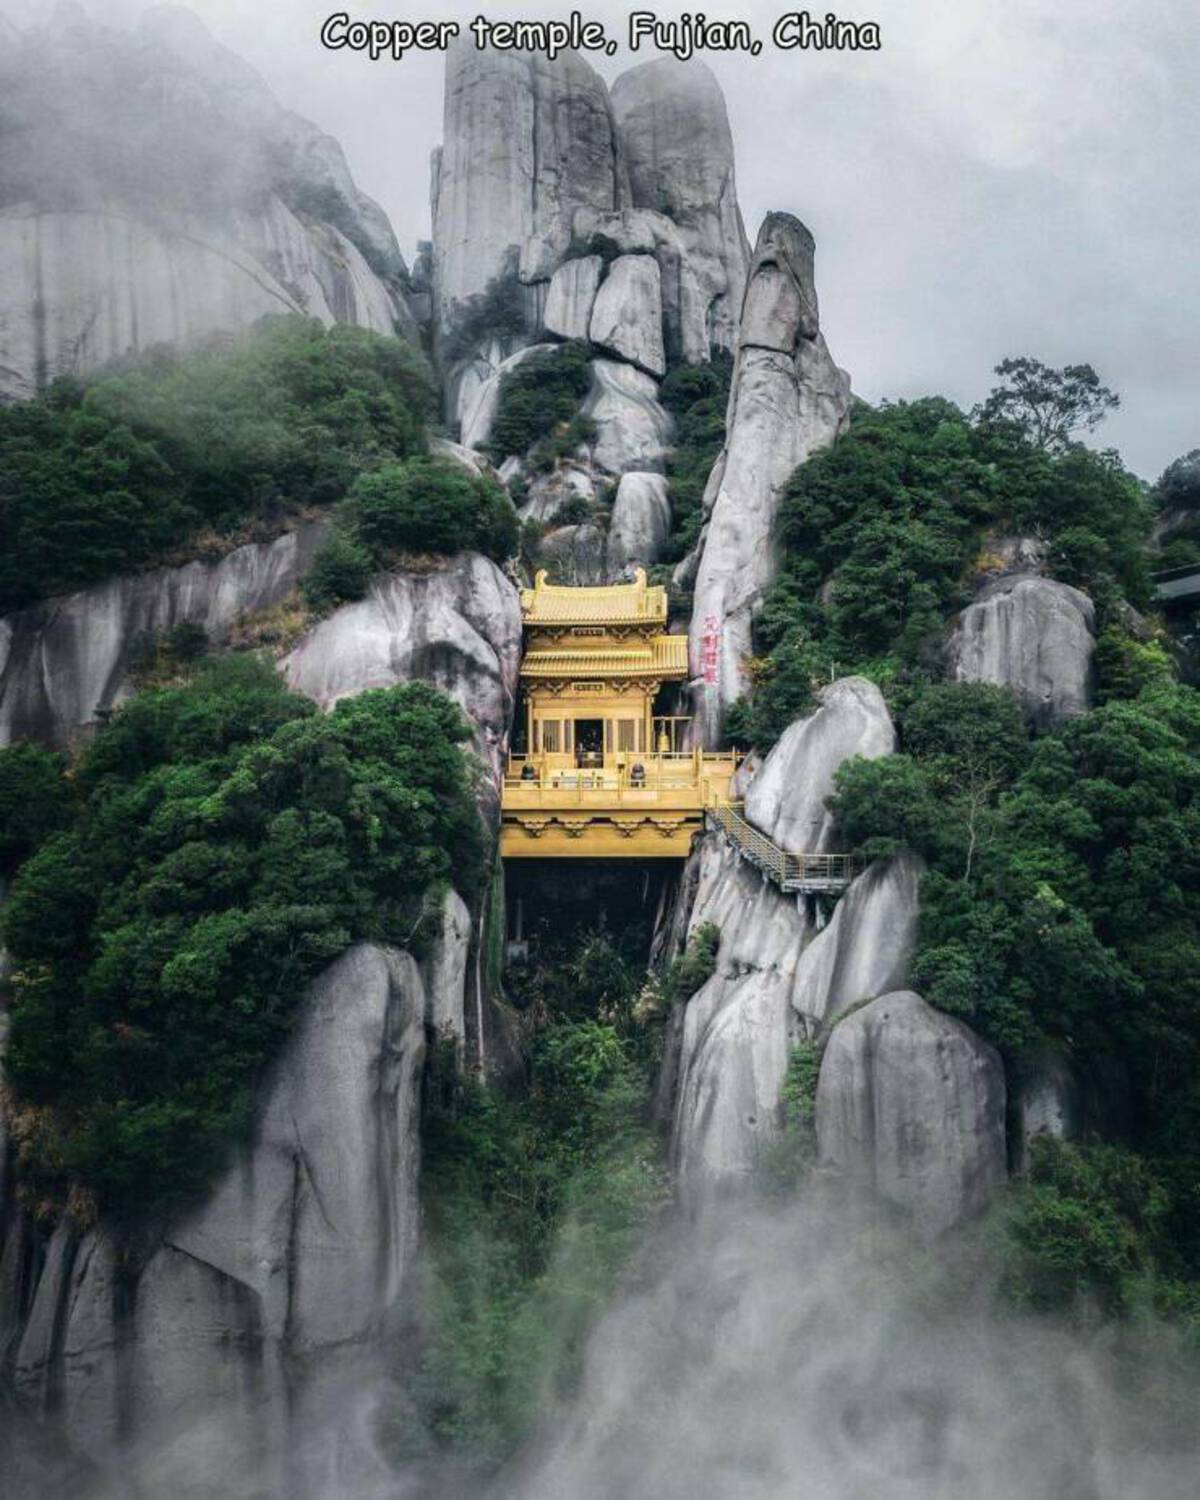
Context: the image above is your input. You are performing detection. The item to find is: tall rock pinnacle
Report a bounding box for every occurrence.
[687,214,851,740]
[610,59,750,356]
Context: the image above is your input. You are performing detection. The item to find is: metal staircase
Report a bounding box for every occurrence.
[706,803,860,894]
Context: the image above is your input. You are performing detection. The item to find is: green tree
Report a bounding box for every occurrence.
[977,356,1120,452]
[3,658,483,1217]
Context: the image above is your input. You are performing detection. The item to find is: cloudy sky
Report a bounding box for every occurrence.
[7,0,1197,479]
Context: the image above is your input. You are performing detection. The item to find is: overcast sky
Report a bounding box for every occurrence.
[7,0,1197,480]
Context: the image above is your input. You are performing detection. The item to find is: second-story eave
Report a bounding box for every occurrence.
[519,635,689,682]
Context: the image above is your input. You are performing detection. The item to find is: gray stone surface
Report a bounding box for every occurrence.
[582,358,674,475]
[816,991,1007,1237]
[432,42,622,337]
[544,255,604,342]
[588,255,665,376]
[610,59,750,358]
[607,472,672,574]
[282,553,522,795]
[9,942,438,1492]
[519,465,597,525]
[539,524,608,586]
[744,678,896,855]
[1012,1049,1083,1173]
[0,9,412,400]
[790,855,924,1031]
[670,683,908,1201]
[687,215,851,738]
[947,573,1096,730]
[0,525,326,748]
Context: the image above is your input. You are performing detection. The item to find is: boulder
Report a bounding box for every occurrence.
[610,59,750,357]
[544,255,604,341]
[588,255,666,376]
[672,838,812,1197]
[519,466,597,525]
[582,359,674,475]
[570,205,711,367]
[539,524,608,586]
[0,11,412,400]
[424,889,473,1051]
[947,573,1096,731]
[0,524,327,749]
[816,991,1007,1237]
[790,855,923,1031]
[744,678,896,855]
[687,215,851,739]
[282,553,522,796]
[607,473,672,574]
[11,943,434,1490]
[1011,1049,1083,1174]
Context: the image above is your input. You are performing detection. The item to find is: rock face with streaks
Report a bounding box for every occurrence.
[607,472,673,573]
[588,255,666,376]
[947,574,1096,730]
[282,553,522,797]
[668,682,905,1199]
[0,7,413,400]
[581,359,674,476]
[686,214,851,740]
[816,991,1008,1238]
[744,678,896,854]
[0,524,327,748]
[610,59,751,358]
[3,937,463,1494]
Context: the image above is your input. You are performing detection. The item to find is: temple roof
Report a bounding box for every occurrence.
[521,635,688,681]
[521,567,668,628]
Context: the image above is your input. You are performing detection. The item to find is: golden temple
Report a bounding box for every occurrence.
[500,569,741,858]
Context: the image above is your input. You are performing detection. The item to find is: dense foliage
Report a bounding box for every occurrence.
[419,924,668,1459]
[486,341,595,470]
[658,353,734,563]
[830,673,1200,1281]
[730,393,1152,749]
[302,457,518,609]
[0,318,433,610]
[2,658,483,1218]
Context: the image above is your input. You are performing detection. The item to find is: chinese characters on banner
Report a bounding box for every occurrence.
[701,614,721,691]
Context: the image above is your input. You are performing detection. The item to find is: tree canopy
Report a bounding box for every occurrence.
[0,317,433,611]
[2,657,483,1218]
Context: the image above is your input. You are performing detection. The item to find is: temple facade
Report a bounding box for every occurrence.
[501,570,742,858]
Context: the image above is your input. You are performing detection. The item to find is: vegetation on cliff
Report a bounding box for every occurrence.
[1,657,482,1219]
[302,456,519,610]
[0,317,433,612]
[728,386,1151,749]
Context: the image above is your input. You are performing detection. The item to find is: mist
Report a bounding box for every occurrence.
[7,1187,1196,1500]
[2,0,1194,478]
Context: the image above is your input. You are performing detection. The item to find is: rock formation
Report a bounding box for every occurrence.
[610,59,751,357]
[4,937,455,1493]
[430,49,750,582]
[0,524,327,748]
[947,573,1096,730]
[608,473,673,574]
[0,8,414,400]
[743,678,896,853]
[669,681,904,1199]
[431,42,624,350]
[686,215,851,740]
[282,553,522,798]
[815,991,1007,1237]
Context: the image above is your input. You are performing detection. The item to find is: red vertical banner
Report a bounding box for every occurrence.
[701,613,721,690]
